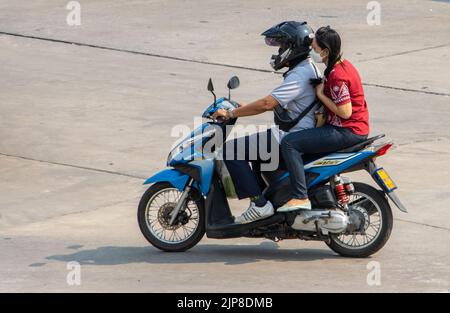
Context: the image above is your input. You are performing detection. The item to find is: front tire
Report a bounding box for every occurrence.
[138,182,205,252]
[327,182,393,258]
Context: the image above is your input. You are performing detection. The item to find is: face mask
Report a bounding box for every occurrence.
[310,49,324,63]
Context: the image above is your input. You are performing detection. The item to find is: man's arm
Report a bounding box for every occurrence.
[212,95,279,120]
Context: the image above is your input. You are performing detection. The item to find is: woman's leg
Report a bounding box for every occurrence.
[281,125,367,202]
[280,135,308,200]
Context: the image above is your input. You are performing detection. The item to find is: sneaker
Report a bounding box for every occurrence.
[234,201,274,224]
[277,199,312,212]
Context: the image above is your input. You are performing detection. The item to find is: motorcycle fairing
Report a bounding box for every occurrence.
[143,168,190,191]
[167,122,214,166]
[305,151,376,187]
[186,159,215,196]
[144,159,214,196]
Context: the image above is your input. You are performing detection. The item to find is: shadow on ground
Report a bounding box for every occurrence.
[44,242,340,266]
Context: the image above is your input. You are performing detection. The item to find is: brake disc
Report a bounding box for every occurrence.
[157,202,183,230]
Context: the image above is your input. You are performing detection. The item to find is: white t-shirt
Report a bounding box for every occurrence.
[270,58,320,142]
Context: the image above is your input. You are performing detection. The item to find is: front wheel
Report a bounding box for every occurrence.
[327,182,393,258]
[138,182,205,252]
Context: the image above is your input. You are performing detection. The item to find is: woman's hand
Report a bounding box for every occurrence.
[212,109,229,120]
[316,81,325,97]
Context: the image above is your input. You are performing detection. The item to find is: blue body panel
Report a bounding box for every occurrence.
[305,151,374,187]
[164,121,217,195]
[144,160,214,196]
[188,159,215,195]
[146,151,375,196]
[167,123,212,166]
[144,169,190,191]
[273,151,375,188]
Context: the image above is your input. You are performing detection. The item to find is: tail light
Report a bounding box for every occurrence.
[375,143,393,156]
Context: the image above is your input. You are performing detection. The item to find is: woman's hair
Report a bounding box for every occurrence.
[315,26,342,78]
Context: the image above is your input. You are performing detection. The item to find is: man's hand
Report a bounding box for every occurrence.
[212,109,230,120]
[212,96,278,120]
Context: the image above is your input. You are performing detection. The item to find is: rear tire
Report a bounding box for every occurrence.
[327,182,393,258]
[138,182,205,252]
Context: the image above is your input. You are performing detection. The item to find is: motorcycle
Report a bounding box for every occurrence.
[138,76,407,258]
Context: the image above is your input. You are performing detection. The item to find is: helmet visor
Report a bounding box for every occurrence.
[264,37,283,46]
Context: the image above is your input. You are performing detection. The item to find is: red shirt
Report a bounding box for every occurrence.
[323,59,370,136]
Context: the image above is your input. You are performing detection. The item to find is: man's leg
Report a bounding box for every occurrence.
[221,130,278,223]
[222,135,264,201]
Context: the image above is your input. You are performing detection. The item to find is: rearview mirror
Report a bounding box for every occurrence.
[207,78,217,107]
[207,78,214,92]
[227,76,240,90]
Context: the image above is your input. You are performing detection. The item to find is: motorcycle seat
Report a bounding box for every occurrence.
[337,134,385,153]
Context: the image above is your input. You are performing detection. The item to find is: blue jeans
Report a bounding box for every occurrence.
[281,125,368,199]
[222,130,279,200]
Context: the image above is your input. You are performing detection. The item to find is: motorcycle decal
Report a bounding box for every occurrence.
[311,160,340,166]
[305,153,361,169]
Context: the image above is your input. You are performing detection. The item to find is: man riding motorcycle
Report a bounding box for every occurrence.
[212,20,321,224]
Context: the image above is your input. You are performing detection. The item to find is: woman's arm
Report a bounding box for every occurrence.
[316,82,352,119]
[212,95,279,120]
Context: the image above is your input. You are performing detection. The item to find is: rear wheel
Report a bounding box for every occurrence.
[327,182,393,258]
[138,182,205,252]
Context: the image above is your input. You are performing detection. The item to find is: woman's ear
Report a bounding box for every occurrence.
[322,48,330,63]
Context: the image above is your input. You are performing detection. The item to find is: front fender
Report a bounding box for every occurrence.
[143,169,190,192]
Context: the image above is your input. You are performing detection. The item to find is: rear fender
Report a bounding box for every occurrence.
[366,161,407,213]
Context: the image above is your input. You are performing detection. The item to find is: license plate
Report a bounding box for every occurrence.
[375,168,397,192]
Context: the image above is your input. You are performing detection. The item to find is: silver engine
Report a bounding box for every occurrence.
[290,210,349,234]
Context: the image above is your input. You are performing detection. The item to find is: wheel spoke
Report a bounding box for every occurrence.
[333,191,384,250]
[144,188,200,244]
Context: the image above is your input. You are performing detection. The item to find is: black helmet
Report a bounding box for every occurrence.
[262,21,314,70]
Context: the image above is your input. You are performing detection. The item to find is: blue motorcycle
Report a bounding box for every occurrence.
[138,76,407,258]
